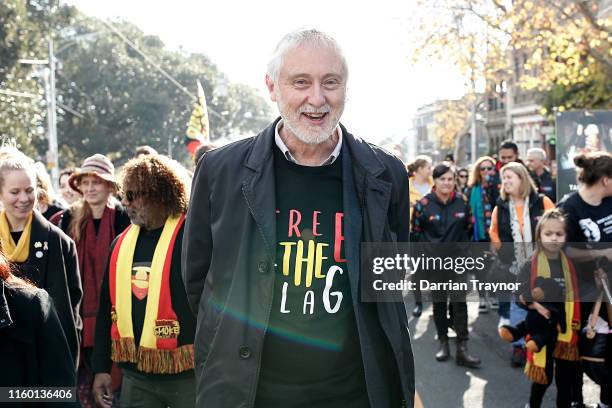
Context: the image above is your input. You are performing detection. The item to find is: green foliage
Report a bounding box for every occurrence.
[541,63,612,116]
[0,0,272,169]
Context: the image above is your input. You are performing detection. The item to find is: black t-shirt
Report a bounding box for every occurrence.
[560,193,612,244]
[517,257,566,298]
[10,231,22,245]
[558,192,612,298]
[92,224,195,379]
[533,169,556,203]
[255,146,369,408]
[93,218,101,234]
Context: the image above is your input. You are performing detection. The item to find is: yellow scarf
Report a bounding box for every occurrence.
[0,210,33,263]
[525,251,580,385]
[110,215,193,374]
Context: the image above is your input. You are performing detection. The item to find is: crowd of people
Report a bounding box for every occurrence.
[407,140,612,408]
[0,27,610,408]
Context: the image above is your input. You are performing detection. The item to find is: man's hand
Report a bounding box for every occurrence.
[92,373,113,408]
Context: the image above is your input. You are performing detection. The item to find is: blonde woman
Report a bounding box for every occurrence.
[0,146,81,370]
[489,161,554,366]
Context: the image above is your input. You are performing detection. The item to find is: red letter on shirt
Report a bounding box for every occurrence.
[288,209,301,238]
[334,212,346,263]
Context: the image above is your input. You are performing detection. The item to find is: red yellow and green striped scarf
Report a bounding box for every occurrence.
[524,250,580,385]
[109,214,193,374]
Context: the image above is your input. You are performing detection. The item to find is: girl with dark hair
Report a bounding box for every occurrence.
[0,146,82,370]
[466,156,499,314]
[559,151,612,407]
[411,163,481,367]
[0,250,76,388]
[456,168,469,195]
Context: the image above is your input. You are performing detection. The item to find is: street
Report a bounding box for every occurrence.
[407,296,600,408]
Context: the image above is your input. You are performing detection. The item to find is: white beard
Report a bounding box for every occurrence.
[277,99,343,145]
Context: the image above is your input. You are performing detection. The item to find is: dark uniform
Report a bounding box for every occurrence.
[532,169,556,203]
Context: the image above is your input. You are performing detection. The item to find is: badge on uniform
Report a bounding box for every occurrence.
[154,320,180,339]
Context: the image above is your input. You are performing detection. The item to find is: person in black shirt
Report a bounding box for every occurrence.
[92,155,195,408]
[558,151,612,407]
[34,162,67,220]
[183,28,414,408]
[527,148,556,203]
[412,163,481,368]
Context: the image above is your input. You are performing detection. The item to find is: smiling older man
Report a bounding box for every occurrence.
[183,28,414,408]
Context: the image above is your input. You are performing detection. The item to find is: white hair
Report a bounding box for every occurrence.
[527,147,547,161]
[266,28,348,84]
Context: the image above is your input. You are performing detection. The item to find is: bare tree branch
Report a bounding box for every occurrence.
[576,0,612,36]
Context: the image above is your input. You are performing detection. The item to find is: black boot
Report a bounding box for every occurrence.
[412,302,423,317]
[436,336,450,361]
[456,339,481,368]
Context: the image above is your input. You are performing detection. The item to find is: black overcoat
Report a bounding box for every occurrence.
[183,119,414,408]
[16,211,82,368]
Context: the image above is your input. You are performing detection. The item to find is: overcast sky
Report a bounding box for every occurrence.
[63,0,467,144]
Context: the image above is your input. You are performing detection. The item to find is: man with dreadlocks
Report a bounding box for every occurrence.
[91,154,196,408]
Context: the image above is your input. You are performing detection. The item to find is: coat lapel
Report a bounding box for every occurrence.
[341,146,362,301]
[341,125,393,301]
[242,120,279,263]
[27,211,51,288]
[341,125,392,243]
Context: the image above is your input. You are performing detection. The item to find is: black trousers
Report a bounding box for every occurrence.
[431,289,468,340]
[529,353,583,407]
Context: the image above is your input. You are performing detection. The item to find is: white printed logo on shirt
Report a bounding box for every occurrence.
[579,218,601,242]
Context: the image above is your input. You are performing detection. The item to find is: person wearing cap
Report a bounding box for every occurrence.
[0,145,82,372]
[50,153,130,407]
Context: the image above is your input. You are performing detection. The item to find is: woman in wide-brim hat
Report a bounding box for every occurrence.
[52,153,130,407]
[0,145,82,374]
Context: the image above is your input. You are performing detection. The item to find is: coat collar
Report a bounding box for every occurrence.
[244,118,279,173]
[242,118,393,261]
[244,118,386,178]
[25,211,52,287]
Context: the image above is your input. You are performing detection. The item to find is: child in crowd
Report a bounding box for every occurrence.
[500,209,582,408]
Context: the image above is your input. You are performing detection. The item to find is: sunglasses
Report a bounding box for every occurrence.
[124,190,145,202]
[458,174,468,178]
[480,166,494,171]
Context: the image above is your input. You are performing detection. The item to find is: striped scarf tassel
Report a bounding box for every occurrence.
[553,339,579,361]
[111,338,138,363]
[524,361,548,385]
[137,344,195,374]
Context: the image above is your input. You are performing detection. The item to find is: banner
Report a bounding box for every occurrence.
[555,110,612,200]
[184,80,210,155]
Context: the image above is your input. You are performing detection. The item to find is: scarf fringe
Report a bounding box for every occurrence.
[553,340,579,361]
[136,344,195,374]
[524,362,548,385]
[111,337,138,363]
